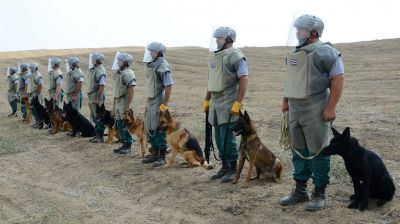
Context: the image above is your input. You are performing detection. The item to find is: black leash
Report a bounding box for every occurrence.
[204,111,220,163]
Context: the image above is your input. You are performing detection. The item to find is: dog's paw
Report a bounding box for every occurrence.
[358,203,368,212]
[376,200,386,207]
[347,201,358,209]
[349,194,355,200]
[232,179,238,184]
[242,183,250,188]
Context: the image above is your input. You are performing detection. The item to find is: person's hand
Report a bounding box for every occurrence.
[202,100,210,112]
[230,101,243,116]
[71,94,77,102]
[322,107,336,122]
[282,98,289,113]
[93,96,99,104]
[159,104,168,112]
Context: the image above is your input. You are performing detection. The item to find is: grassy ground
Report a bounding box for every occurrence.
[0,39,399,223]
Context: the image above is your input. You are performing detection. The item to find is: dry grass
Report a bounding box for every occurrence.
[0,39,399,223]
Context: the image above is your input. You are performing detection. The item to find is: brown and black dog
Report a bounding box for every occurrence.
[45,98,72,134]
[232,110,283,187]
[158,109,210,168]
[22,96,32,124]
[95,104,120,144]
[122,108,147,158]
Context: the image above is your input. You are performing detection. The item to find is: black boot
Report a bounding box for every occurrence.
[118,143,132,155]
[113,144,125,153]
[210,162,229,180]
[142,150,159,163]
[279,180,310,206]
[91,131,104,143]
[152,149,166,167]
[89,132,99,142]
[305,186,327,211]
[221,161,237,183]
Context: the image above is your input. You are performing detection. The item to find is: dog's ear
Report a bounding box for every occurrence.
[100,103,105,111]
[63,101,67,108]
[342,127,351,141]
[165,109,172,121]
[243,110,251,123]
[238,110,244,117]
[68,101,72,106]
[129,108,133,116]
[45,98,49,104]
[331,126,340,137]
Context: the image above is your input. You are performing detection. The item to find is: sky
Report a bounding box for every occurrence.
[0,0,399,52]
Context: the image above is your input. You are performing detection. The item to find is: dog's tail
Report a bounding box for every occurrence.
[273,158,284,182]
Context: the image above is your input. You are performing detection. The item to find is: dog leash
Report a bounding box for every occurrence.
[279,111,332,160]
[204,111,219,163]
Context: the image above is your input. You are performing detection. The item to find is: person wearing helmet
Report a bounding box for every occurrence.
[66,57,84,111]
[87,53,107,143]
[48,58,64,108]
[6,67,19,117]
[141,42,173,167]
[279,15,345,211]
[203,27,249,182]
[18,63,30,122]
[112,52,136,155]
[27,63,43,128]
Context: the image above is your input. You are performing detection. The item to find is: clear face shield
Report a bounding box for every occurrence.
[209,26,227,52]
[6,67,11,77]
[111,52,121,71]
[88,53,94,69]
[287,17,312,47]
[65,59,70,73]
[47,58,52,72]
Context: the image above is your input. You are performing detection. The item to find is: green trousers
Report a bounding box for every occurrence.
[147,129,167,153]
[20,102,27,119]
[9,100,18,114]
[88,93,106,133]
[116,119,133,144]
[292,148,331,187]
[214,122,238,163]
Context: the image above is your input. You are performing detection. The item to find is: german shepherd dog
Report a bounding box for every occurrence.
[62,101,96,137]
[122,108,147,158]
[158,109,208,168]
[95,104,120,144]
[21,96,33,124]
[323,127,396,211]
[232,111,283,187]
[45,98,66,134]
[30,96,51,129]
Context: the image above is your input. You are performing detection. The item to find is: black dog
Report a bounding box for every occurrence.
[62,101,96,137]
[30,96,51,129]
[323,127,395,211]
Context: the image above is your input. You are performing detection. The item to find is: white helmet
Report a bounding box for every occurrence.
[294,14,324,38]
[117,53,133,67]
[67,57,80,66]
[91,53,105,64]
[147,42,166,54]
[29,63,39,71]
[213,27,236,42]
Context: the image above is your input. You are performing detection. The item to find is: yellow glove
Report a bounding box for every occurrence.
[202,100,210,112]
[159,104,168,112]
[230,101,243,115]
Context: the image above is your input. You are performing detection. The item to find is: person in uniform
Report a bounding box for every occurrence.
[65,57,84,111]
[112,53,136,155]
[18,63,30,122]
[87,53,107,143]
[27,63,43,128]
[141,42,173,167]
[48,58,64,108]
[203,27,249,183]
[6,67,19,117]
[279,14,345,211]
